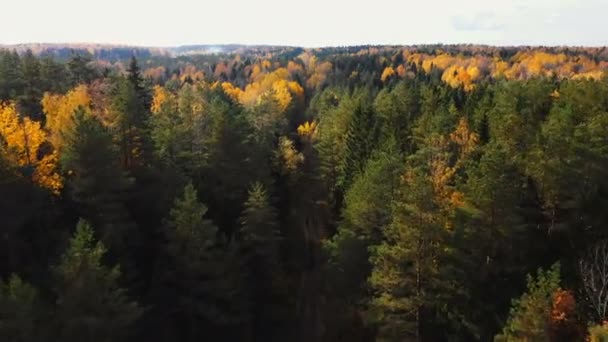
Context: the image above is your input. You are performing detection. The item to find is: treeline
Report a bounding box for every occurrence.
[1,46,608,341]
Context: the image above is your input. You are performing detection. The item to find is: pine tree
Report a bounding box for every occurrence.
[67,53,96,86]
[61,108,135,261]
[0,275,43,342]
[127,56,152,113]
[495,263,561,341]
[0,51,24,102]
[158,182,247,341]
[111,77,150,170]
[338,95,377,192]
[239,182,287,340]
[369,165,448,342]
[52,219,142,342]
[19,50,43,119]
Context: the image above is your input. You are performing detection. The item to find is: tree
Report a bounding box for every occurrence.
[52,220,142,342]
[495,263,561,342]
[156,183,247,341]
[67,53,96,85]
[368,165,448,341]
[0,50,24,103]
[42,85,92,152]
[580,241,608,323]
[0,102,62,193]
[110,77,150,170]
[338,93,377,192]
[323,146,402,339]
[0,275,43,342]
[61,108,135,259]
[19,50,43,119]
[239,182,288,340]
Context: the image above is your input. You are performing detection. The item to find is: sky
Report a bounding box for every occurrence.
[1,0,607,47]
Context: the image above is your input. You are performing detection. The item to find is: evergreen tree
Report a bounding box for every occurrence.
[52,220,142,342]
[338,94,377,192]
[0,275,43,342]
[19,50,43,119]
[111,77,151,170]
[239,182,288,341]
[0,51,24,102]
[156,182,247,341]
[61,108,135,261]
[323,145,402,340]
[368,163,448,341]
[67,53,96,85]
[495,263,561,341]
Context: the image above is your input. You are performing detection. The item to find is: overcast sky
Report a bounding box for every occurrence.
[1,0,606,47]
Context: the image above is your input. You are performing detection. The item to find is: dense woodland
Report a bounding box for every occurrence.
[2,45,608,341]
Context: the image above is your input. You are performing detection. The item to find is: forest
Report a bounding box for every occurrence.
[1,44,608,341]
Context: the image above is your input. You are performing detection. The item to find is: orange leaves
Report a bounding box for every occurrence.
[0,102,62,194]
[551,289,575,323]
[380,67,395,82]
[549,289,584,341]
[42,85,92,151]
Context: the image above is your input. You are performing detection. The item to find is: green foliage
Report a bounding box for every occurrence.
[52,220,142,342]
[158,183,248,340]
[61,108,135,256]
[369,164,447,341]
[495,263,561,342]
[0,275,41,342]
[324,146,402,299]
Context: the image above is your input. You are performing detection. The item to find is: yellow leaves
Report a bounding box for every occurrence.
[33,151,62,195]
[276,136,304,175]
[442,66,480,91]
[422,119,478,228]
[450,117,479,158]
[0,103,44,167]
[151,85,171,114]
[221,82,243,102]
[306,61,332,90]
[230,68,304,114]
[0,102,62,194]
[380,67,395,82]
[297,121,317,138]
[272,79,294,112]
[42,85,91,151]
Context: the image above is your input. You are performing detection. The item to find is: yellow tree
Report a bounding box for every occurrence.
[0,102,62,193]
[42,85,92,152]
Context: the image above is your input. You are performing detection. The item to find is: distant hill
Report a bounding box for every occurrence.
[0,43,292,61]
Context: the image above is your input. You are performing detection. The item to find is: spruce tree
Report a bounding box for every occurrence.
[158,182,247,341]
[495,263,561,341]
[239,182,286,340]
[0,275,43,342]
[338,95,377,192]
[52,220,142,342]
[61,108,135,262]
